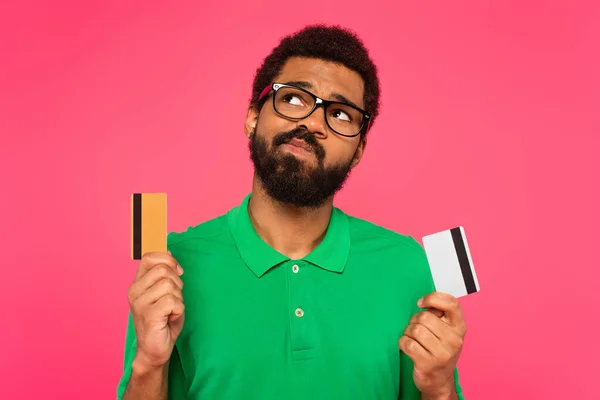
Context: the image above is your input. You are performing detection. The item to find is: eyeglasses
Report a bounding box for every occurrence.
[258,83,371,137]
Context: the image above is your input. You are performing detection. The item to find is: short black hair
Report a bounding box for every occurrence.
[250,24,381,135]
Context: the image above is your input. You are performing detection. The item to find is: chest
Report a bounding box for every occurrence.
[175,259,414,399]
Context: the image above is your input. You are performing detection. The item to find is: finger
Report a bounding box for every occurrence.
[169,307,185,324]
[399,335,431,364]
[408,312,465,353]
[128,264,183,303]
[409,311,451,340]
[418,292,464,326]
[136,251,181,281]
[134,278,184,309]
[152,294,185,322]
[403,323,447,356]
[422,308,444,318]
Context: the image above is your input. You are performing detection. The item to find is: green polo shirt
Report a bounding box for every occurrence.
[116,193,464,399]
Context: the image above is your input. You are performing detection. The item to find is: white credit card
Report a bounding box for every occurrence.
[422,226,480,298]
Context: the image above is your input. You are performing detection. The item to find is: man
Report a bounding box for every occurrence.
[116,24,467,400]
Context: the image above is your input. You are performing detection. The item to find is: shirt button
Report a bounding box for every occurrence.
[295,308,304,318]
[292,264,299,273]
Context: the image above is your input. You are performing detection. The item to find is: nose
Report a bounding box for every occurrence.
[297,104,328,138]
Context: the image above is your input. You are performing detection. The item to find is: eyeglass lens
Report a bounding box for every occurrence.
[274,86,364,136]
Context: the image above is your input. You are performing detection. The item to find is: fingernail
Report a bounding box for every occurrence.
[176,264,184,275]
[417,298,424,307]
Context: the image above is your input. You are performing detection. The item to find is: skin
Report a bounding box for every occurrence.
[124,56,467,400]
[244,56,367,260]
[400,292,466,400]
[123,251,184,400]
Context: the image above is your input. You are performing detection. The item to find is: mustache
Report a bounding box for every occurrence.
[272,128,326,160]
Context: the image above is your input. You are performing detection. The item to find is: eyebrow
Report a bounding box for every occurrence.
[282,80,362,110]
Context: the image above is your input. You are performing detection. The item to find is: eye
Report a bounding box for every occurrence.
[331,108,352,122]
[282,94,304,106]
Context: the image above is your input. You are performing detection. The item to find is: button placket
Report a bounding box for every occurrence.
[292,263,302,317]
[288,261,312,356]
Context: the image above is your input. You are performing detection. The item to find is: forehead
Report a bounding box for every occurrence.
[274,57,365,108]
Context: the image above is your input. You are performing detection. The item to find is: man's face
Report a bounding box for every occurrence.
[246,57,367,209]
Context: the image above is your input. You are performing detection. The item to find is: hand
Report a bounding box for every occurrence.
[398,292,466,399]
[127,251,185,371]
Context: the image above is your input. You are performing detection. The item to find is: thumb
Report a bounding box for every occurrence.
[427,308,445,318]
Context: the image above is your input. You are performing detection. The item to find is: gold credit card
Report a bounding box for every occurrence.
[131,193,167,260]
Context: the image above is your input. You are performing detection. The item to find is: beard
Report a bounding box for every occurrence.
[248,127,354,209]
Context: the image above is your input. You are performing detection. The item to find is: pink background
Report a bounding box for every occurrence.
[1,1,599,399]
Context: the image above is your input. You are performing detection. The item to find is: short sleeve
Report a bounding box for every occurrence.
[167,345,188,399]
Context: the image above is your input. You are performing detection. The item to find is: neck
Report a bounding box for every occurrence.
[248,175,333,260]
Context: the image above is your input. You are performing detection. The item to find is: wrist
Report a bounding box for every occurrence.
[422,395,457,400]
[131,352,169,379]
[421,383,457,400]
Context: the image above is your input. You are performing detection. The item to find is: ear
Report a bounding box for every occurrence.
[350,136,367,168]
[244,106,259,138]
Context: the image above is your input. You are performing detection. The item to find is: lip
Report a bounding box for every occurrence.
[281,139,314,156]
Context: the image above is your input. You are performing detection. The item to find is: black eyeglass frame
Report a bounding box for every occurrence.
[258,82,371,137]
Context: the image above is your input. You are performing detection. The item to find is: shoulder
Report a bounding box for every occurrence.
[340,208,436,298]
[343,210,426,260]
[167,212,231,249]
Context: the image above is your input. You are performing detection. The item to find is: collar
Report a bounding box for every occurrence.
[228,193,351,278]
